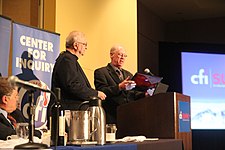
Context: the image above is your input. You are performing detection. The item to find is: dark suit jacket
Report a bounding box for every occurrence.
[94,63,145,124]
[0,109,42,140]
[0,109,26,140]
[50,50,98,110]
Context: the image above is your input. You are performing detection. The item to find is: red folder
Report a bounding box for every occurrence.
[132,73,163,91]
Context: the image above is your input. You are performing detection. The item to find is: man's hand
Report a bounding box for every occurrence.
[98,91,106,100]
[119,76,136,90]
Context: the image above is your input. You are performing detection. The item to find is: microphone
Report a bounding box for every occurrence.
[144,68,154,76]
[8,76,50,92]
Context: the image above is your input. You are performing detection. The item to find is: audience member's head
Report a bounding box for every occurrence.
[0,77,18,113]
[110,45,127,69]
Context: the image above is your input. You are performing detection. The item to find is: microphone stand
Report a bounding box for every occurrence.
[14,90,48,149]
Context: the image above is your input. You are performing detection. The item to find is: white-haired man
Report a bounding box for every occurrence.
[94,45,146,124]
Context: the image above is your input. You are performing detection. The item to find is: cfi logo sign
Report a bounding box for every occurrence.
[179,111,190,121]
[190,68,225,87]
[191,69,209,85]
[18,79,50,129]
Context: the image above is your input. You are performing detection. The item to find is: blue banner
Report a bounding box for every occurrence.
[0,16,11,77]
[178,101,191,132]
[12,23,60,129]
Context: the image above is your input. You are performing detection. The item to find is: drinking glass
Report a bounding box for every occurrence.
[106,124,117,141]
[16,123,29,139]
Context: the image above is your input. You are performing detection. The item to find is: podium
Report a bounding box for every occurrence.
[117,92,192,150]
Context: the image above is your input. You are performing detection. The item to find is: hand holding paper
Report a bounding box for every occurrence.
[119,76,135,90]
[125,82,136,90]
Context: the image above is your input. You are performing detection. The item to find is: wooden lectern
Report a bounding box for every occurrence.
[117,92,192,150]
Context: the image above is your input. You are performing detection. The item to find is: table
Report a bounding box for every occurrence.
[52,139,183,150]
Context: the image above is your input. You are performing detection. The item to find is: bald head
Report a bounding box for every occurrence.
[110,45,127,69]
[65,31,88,57]
[65,31,86,49]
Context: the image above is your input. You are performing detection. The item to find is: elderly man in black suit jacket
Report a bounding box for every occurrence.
[50,31,106,111]
[94,45,146,124]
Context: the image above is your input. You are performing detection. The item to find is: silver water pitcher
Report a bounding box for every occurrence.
[88,97,106,145]
[69,111,93,142]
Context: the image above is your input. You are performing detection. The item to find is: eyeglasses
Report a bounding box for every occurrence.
[77,41,87,47]
[117,53,127,58]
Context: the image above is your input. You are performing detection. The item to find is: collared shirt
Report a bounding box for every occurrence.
[110,63,124,80]
[0,108,11,123]
[109,63,119,71]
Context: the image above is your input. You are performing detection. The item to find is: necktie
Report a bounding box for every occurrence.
[116,69,124,81]
[7,114,17,128]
